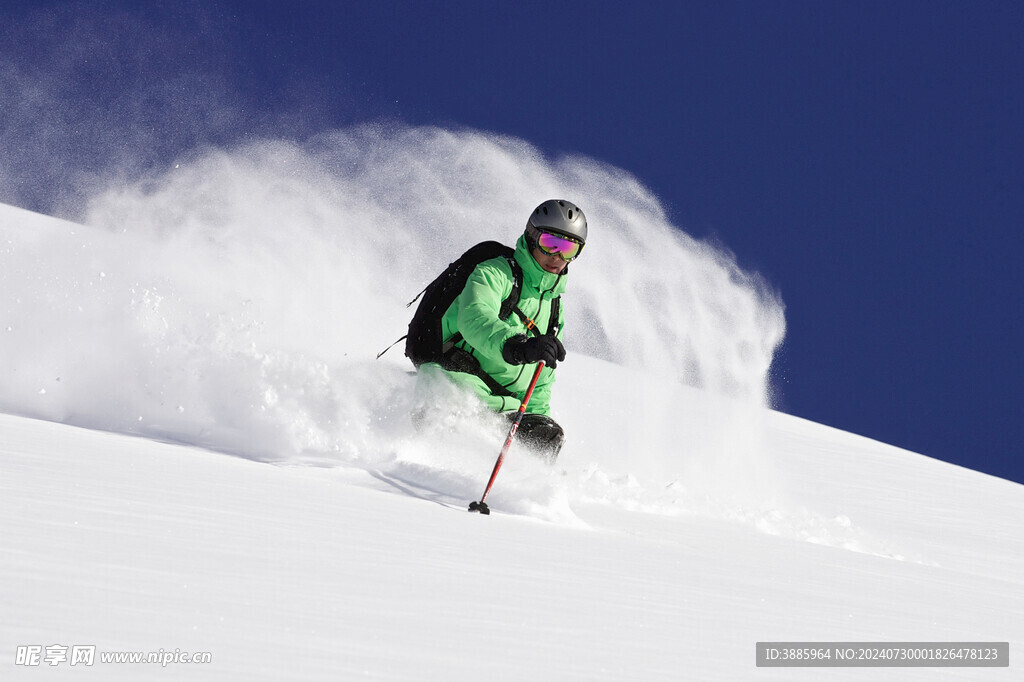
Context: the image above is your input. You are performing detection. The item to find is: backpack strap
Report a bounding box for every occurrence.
[376,334,407,360]
[498,256,522,321]
[511,294,561,338]
[438,346,518,399]
[546,296,561,336]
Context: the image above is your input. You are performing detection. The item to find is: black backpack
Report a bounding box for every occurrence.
[404,241,523,367]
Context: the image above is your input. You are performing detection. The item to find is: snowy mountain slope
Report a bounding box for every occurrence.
[3,395,1021,681]
[2,134,1022,680]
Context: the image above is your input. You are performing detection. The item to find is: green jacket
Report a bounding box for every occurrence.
[428,235,567,415]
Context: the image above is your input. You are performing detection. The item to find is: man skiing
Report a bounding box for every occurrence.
[415,199,587,462]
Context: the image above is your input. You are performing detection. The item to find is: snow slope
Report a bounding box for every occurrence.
[2,132,1022,679]
[4,390,1022,681]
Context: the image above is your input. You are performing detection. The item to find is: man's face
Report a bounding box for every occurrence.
[531,246,570,274]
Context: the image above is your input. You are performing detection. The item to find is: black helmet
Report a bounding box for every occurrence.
[526,199,587,244]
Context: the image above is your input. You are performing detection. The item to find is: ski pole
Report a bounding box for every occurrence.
[468,361,546,515]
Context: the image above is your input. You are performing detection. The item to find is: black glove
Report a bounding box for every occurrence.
[502,334,566,368]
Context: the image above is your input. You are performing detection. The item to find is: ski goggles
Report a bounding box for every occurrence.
[536,231,584,261]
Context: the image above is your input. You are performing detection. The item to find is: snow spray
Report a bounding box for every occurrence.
[0,125,786,511]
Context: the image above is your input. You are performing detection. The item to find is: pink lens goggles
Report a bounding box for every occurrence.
[536,231,583,261]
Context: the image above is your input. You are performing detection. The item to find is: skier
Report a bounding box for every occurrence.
[414,199,587,462]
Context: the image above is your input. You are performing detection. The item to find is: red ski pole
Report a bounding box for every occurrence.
[468,361,546,515]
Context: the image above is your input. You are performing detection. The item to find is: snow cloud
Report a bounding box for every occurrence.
[1,127,785,465]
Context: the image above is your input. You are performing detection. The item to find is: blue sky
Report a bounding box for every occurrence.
[2,0,1022,484]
